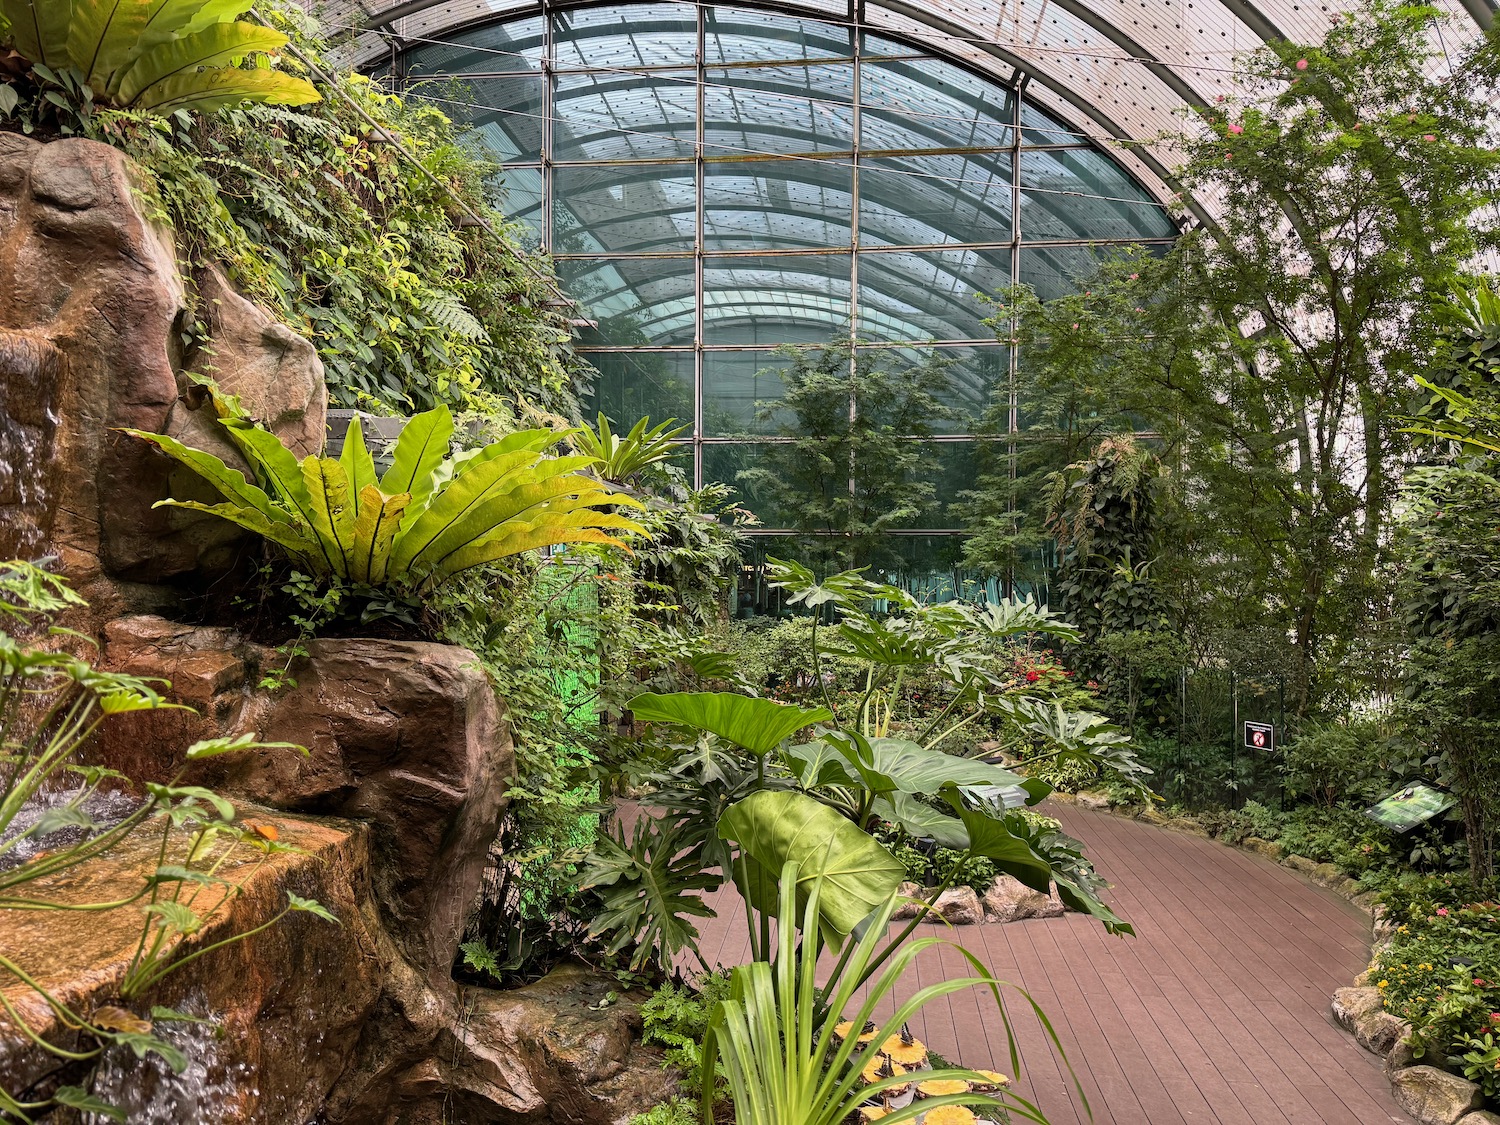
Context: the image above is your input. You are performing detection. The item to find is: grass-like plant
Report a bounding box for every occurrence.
[125,388,643,592]
[701,859,1072,1125]
[0,0,319,116]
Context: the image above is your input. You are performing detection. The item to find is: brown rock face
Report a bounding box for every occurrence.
[0,812,382,1124]
[102,618,513,980]
[934,886,983,926]
[0,136,325,619]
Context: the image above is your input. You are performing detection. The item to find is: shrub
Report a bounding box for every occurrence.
[1281,719,1405,806]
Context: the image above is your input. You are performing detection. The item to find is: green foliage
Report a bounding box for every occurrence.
[128,393,642,594]
[581,817,721,971]
[1372,898,1500,1072]
[1281,719,1402,806]
[641,970,733,1102]
[731,341,960,571]
[627,1100,699,1125]
[700,861,1061,1125]
[85,5,580,417]
[575,414,689,485]
[0,0,318,132]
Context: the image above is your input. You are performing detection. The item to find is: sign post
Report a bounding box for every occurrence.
[1243,720,1275,752]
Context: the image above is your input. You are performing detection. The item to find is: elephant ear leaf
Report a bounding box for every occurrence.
[628,692,832,755]
[718,790,904,936]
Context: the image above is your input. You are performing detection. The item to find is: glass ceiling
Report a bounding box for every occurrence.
[329,0,1491,575]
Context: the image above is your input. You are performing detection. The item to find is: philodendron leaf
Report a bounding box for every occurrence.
[941,787,1054,894]
[718,790,904,935]
[143,900,202,935]
[1055,875,1134,937]
[629,692,832,755]
[184,733,307,760]
[51,1086,125,1121]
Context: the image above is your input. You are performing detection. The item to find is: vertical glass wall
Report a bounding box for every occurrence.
[392,2,1177,585]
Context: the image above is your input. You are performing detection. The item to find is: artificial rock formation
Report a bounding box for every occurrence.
[0,812,382,1123]
[95,616,674,1123]
[0,135,324,620]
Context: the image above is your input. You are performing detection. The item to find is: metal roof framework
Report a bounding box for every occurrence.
[317,0,1495,550]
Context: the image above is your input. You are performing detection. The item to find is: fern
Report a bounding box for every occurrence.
[422,290,488,342]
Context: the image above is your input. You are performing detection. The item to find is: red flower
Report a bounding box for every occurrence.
[1025,670,1040,683]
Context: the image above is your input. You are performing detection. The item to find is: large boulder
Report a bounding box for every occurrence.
[101,618,513,979]
[347,962,676,1125]
[0,136,325,622]
[933,886,983,926]
[982,875,1064,923]
[1391,1066,1484,1125]
[1332,986,1385,1032]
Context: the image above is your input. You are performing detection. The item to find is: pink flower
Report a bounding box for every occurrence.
[1129,273,1139,280]
[1476,979,1487,987]
[1070,323,1079,330]
[1437,907,1450,916]
[1295,58,1308,70]
[1227,122,1244,135]
[1423,134,1436,142]
[1224,152,1233,160]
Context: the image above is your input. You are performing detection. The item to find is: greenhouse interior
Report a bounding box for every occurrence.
[1,0,1499,1122]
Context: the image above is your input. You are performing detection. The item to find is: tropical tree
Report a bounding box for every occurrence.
[734,341,958,572]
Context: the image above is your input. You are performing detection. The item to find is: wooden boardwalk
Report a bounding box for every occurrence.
[690,804,1410,1125]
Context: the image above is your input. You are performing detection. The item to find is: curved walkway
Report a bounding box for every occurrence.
[693,805,1410,1125]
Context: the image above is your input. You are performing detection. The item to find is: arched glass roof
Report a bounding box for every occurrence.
[324,0,1493,226]
[327,0,1492,575]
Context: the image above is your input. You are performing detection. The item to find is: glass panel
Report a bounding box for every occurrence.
[856,344,1009,433]
[1019,148,1176,241]
[860,33,929,60]
[1020,98,1084,146]
[705,8,852,63]
[703,350,797,436]
[889,441,976,530]
[858,154,1012,247]
[704,65,855,156]
[485,166,542,247]
[562,259,696,346]
[867,535,970,589]
[550,4,697,70]
[860,57,1013,152]
[703,443,798,528]
[581,350,696,433]
[408,77,542,163]
[856,248,1011,342]
[703,255,852,345]
[553,164,695,254]
[402,16,544,76]
[1017,244,1117,303]
[553,71,698,162]
[703,160,852,252]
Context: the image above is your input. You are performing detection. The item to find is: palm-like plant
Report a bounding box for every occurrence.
[702,860,1067,1125]
[0,0,319,115]
[125,389,643,591]
[574,413,688,484]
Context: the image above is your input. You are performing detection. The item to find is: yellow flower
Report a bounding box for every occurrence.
[1378,981,1389,988]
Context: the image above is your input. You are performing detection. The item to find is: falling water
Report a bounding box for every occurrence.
[0,788,142,872]
[0,330,62,559]
[83,998,248,1125]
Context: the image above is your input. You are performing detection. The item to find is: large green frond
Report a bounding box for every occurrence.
[131,66,319,114]
[117,20,288,103]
